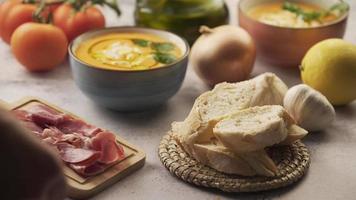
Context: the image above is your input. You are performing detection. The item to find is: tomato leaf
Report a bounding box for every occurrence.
[151,42,175,53]
[153,53,177,64]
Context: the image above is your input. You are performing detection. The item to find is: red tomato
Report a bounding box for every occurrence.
[1,3,37,44]
[0,0,22,41]
[11,22,68,72]
[53,3,105,42]
[0,4,2,26]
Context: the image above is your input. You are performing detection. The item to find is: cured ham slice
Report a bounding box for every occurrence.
[42,127,63,139]
[42,137,57,145]
[12,110,31,121]
[55,142,75,150]
[56,133,86,148]
[91,132,124,164]
[69,163,107,177]
[91,132,116,146]
[31,112,65,127]
[17,103,100,137]
[21,121,43,135]
[23,104,66,127]
[12,103,125,177]
[56,118,102,137]
[13,110,43,136]
[59,147,101,164]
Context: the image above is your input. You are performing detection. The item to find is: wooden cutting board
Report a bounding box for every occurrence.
[3,97,146,199]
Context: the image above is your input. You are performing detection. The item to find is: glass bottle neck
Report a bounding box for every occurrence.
[137,0,226,14]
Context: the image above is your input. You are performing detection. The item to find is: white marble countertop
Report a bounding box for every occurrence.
[1,0,356,199]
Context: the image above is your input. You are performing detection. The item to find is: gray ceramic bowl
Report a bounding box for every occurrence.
[69,27,189,111]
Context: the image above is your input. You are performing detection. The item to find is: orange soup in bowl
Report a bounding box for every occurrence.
[75,33,182,71]
[247,1,347,28]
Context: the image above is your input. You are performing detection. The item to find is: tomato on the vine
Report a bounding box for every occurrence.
[11,22,68,72]
[1,3,38,44]
[0,0,23,43]
[0,0,56,44]
[53,3,105,42]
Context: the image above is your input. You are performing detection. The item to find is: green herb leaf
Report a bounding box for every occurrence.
[283,1,322,22]
[282,1,349,23]
[301,11,322,22]
[282,2,302,14]
[151,42,175,53]
[329,2,349,13]
[153,53,177,64]
[132,39,150,47]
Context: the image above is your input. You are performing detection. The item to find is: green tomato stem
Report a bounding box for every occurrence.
[32,0,51,24]
[67,0,121,16]
[102,0,121,16]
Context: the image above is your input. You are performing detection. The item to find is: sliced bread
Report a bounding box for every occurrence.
[173,73,288,157]
[193,141,278,177]
[213,105,308,153]
[198,72,288,123]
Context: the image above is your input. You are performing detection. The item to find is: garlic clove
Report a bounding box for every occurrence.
[283,84,336,132]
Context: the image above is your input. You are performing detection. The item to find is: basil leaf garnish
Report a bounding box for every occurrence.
[132,39,150,47]
[151,42,175,53]
[154,53,177,64]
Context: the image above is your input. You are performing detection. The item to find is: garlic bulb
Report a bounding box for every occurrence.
[283,84,335,132]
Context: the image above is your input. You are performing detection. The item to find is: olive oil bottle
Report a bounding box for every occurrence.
[135,0,229,44]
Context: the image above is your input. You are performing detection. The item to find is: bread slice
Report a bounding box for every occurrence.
[173,73,288,158]
[198,72,288,123]
[279,124,309,145]
[193,141,278,177]
[193,142,256,176]
[171,73,296,177]
[239,150,278,177]
[213,105,308,153]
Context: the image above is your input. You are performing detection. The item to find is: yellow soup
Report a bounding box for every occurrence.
[248,1,341,28]
[75,33,182,71]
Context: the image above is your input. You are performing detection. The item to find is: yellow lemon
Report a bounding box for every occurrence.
[301,39,356,105]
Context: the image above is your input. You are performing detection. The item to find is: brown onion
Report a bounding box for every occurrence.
[190,25,256,86]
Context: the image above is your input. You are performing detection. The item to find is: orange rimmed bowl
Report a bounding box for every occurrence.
[238,0,349,68]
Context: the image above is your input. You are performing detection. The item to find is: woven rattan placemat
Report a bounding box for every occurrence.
[159,132,310,192]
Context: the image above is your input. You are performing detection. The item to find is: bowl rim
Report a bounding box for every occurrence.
[68,26,190,73]
[238,0,349,30]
